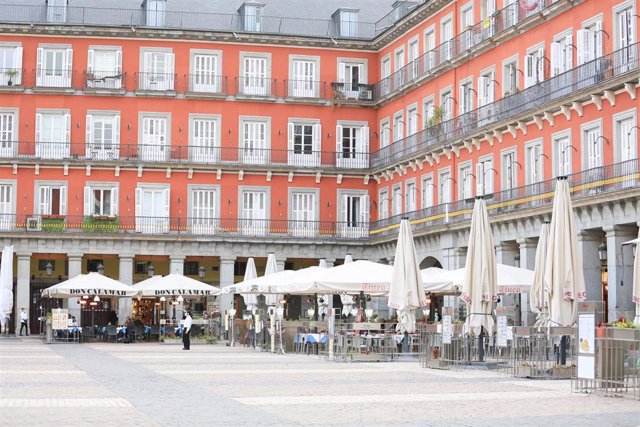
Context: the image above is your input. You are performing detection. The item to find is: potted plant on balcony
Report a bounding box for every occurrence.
[81,215,119,233]
[425,105,444,129]
[4,69,18,86]
[41,215,65,232]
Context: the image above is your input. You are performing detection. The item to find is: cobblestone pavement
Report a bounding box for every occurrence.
[1,337,639,426]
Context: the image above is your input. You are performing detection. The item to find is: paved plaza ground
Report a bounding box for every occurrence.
[1,337,639,426]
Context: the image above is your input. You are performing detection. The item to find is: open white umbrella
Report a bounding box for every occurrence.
[461,198,497,336]
[544,179,586,327]
[242,258,258,312]
[133,273,220,297]
[340,254,355,310]
[531,223,550,327]
[422,264,534,294]
[42,273,140,298]
[622,234,640,325]
[264,253,281,307]
[388,219,428,334]
[0,246,13,330]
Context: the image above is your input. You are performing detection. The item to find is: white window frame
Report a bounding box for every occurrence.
[502,55,519,97]
[524,138,544,185]
[438,167,452,205]
[85,110,120,160]
[35,180,67,216]
[337,189,369,238]
[188,185,220,235]
[289,55,320,98]
[439,86,454,121]
[288,187,320,237]
[240,116,271,165]
[422,95,435,127]
[393,45,406,88]
[500,148,518,190]
[0,179,16,231]
[135,183,170,234]
[239,186,270,236]
[138,112,171,162]
[552,129,573,177]
[0,108,18,158]
[243,4,264,32]
[524,43,545,88]
[408,36,420,79]
[145,0,166,27]
[613,108,638,162]
[336,120,369,169]
[551,29,574,77]
[239,52,272,96]
[86,45,122,89]
[83,182,119,218]
[288,118,321,167]
[35,109,70,159]
[406,103,419,135]
[339,9,359,37]
[391,184,403,216]
[378,188,389,220]
[379,117,391,149]
[458,161,473,200]
[338,57,368,98]
[421,173,434,209]
[423,25,436,70]
[0,42,23,86]
[139,47,175,91]
[581,119,604,170]
[36,43,73,88]
[578,15,604,66]
[405,179,417,213]
[189,113,221,163]
[476,156,494,196]
[393,111,404,142]
[459,77,474,115]
[189,48,223,93]
[440,15,454,62]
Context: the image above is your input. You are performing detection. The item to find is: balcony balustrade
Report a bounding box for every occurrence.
[34,68,74,88]
[235,76,277,98]
[185,74,227,96]
[83,70,126,91]
[135,72,176,92]
[331,82,375,102]
[283,79,326,100]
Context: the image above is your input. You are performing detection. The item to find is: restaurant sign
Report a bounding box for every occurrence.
[69,288,129,296]
[153,289,213,296]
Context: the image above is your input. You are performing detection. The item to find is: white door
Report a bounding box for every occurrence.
[406,183,417,211]
[424,31,436,70]
[146,0,166,26]
[36,113,70,159]
[394,50,405,88]
[241,192,266,236]
[0,184,12,231]
[192,55,218,93]
[439,175,451,204]
[290,193,316,237]
[461,7,474,50]
[0,112,16,157]
[618,9,636,72]
[441,20,453,61]
[476,159,493,195]
[191,118,217,163]
[141,117,168,162]
[504,152,517,190]
[86,115,120,160]
[504,0,519,27]
[527,144,543,184]
[143,52,174,91]
[340,63,362,98]
[620,118,637,161]
[0,47,22,86]
[407,110,418,135]
[422,178,434,208]
[558,137,571,176]
[243,57,267,95]
[242,122,267,165]
[87,49,122,89]
[340,194,368,238]
[37,48,72,87]
[288,123,320,167]
[409,41,419,79]
[38,186,66,216]
[135,188,169,233]
[392,186,402,216]
[191,189,217,235]
[586,128,602,169]
[461,168,473,199]
[292,60,316,97]
[524,48,545,87]
[336,125,368,168]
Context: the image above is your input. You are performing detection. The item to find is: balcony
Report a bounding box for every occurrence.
[372,42,640,169]
[2,142,370,170]
[331,82,375,104]
[371,159,640,239]
[235,77,277,99]
[0,67,24,90]
[185,74,227,98]
[283,80,327,103]
[135,72,176,93]
[83,70,126,92]
[34,68,74,91]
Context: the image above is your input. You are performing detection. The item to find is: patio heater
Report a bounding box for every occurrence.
[91,295,100,328]
[228,308,237,346]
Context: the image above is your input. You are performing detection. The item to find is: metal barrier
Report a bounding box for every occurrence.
[509,326,577,379]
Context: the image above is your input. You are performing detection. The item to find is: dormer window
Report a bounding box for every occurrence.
[239,2,264,32]
[46,0,67,23]
[144,0,167,27]
[333,8,359,38]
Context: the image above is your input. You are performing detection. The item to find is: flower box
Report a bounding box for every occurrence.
[81,215,119,233]
[41,216,65,232]
[552,366,575,379]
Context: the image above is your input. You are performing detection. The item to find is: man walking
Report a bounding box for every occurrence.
[19,307,28,336]
[182,311,192,350]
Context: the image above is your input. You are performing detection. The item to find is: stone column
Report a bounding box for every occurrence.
[118,254,134,323]
[169,256,185,275]
[517,238,537,326]
[218,256,236,314]
[276,258,287,272]
[577,231,604,302]
[67,254,83,324]
[604,225,637,321]
[495,242,520,324]
[15,253,31,335]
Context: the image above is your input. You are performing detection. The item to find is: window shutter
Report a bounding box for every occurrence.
[536,48,545,82]
[619,10,629,49]
[576,29,591,65]
[163,188,170,218]
[361,125,369,153]
[36,47,43,81]
[550,42,561,76]
[594,21,603,58]
[85,114,93,145]
[524,55,533,87]
[361,194,369,222]
[59,186,67,215]
[39,186,49,215]
[336,124,342,152]
[477,76,487,106]
[111,187,118,216]
[338,63,345,83]
[115,49,122,73]
[13,47,22,85]
[143,51,152,73]
[475,162,483,195]
[135,188,141,218]
[340,194,347,223]
[64,113,71,143]
[83,186,91,216]
[65,48,73,71]
[87,49,94,73]
[459,85,466,114]
[35,113,42,143]
[313,123,321,152]
[114,115,121,145]
[564,34,573,70]
[287,122,294,150]
[166,52,175,90]
[357,64,364,84]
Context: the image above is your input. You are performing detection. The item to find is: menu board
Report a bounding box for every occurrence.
[442,315,452,344]
[496,315,508,347]
[577,313,596,379]
[51,310,68,330]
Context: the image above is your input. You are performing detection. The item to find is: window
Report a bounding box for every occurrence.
[0,45,22,86]
[380,56,391,95]
[145,0,166,27]
[459,163,473,200]
[37,183,67,216]
[440,17,454,62]
[407,105,419,136]
[47,0,67,23]
[614,111,637,162]
[139,113,170,162]
[233,261,247,276]
[87,47,122,89]
[190,114,220,163]
[394,46,405,88]
[0,182,14,231]
[504,0,519,27]
[480,0,496,36]
[240,54,270,96]
[501,150,518,190]
[439,170,452,204]
[338,60,365,97]
[440,88,453,121]
[240,189,268,236]
[577,19,603,65]
[338,191,369,238]
[289,190,318,237]
[289,56,319,98]
[392,185,402,216]
[476,157,493,195]
[288,120,321,167]
[189,185,219,235]
[135,185,170,233]
[615,4,636,71]
[460,3,474,50]
[86,259,104,273]
[553,132,572,177]
[378,188,389,220]
[39,260,56,272]
[502,57,518,96]
[380,118,390,148]
[243,4,263,32]
[459,79,473,115]
[135,262,151,275]
[35,111,70,159]
[408,38,419,79]
[36,45,72,87]
[83,185,118,217]
[0,110,17,158]
[421,174,434,209]
[405,181,417,212]
[189,49,222,93]
[336,123,369,168]
[140,49,175,91]
[525,140,544,184]
[423,27,436,70]
[524,46,545,88]
[85,113,120,160]
[478,69,495,107]
[582,122,603,169]
[184,262,199,276]
[241,117,270,165]
[393,112,404,142]
[551,32,573,76]
[339,10,358,37]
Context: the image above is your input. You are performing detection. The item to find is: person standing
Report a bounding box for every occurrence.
[19,308,28,336]
[182,311,192,350]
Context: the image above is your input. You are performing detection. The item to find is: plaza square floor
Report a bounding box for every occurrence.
[1,337,639,427]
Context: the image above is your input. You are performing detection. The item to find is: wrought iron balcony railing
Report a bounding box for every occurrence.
[34,68,74,88]
[83,70,126,91]
[135,72,176,92]
[283,80,327,100]
[185,74,227,96]
[372,42,640,169]
[1,142,370,169]
[331,82,375,102]
[235,76,277,97]
[371,158,640,238]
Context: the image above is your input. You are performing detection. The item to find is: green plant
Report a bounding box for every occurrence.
[425,105,444,128]
[81,215,119,233]
[4,69,17,85]
[41,216,65,232]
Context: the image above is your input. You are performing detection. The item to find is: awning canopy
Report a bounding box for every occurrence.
[421,264,535,295]
[42,273,139,298]
[133,273,221,297]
